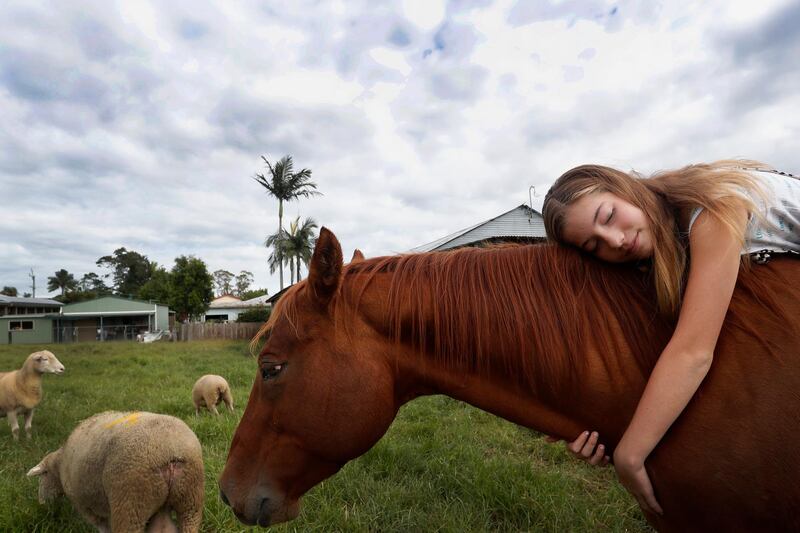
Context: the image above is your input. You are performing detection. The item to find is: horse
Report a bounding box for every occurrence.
[219,228,800,532]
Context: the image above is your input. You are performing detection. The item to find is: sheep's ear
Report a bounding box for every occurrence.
[350,249,365,264]
[27,462,45,477]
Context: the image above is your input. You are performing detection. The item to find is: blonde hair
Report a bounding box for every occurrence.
[543,160,769,318]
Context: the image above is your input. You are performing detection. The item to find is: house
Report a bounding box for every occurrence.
[0,295,63,345]
[56,296,173,342]
[410,204,546,252]
[204,294,271,322]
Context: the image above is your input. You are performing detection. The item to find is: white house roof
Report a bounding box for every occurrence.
[0,295,63,306]
[410,204,546,253]
[208,294,270,309]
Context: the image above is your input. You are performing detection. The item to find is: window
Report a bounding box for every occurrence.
[9,321,34,331]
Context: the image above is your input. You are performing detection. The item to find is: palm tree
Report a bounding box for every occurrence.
[264,229,290,281]
[47,269,77,296]
[254,155,320,290]
[284,217,318,282]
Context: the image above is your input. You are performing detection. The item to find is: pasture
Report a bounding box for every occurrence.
[0,341,651,532]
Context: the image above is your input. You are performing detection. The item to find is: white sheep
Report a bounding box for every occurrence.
[27,410,204,533]
[0,350,65,440]
[191,374,234,415]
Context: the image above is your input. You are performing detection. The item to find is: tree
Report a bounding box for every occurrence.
[138,267,172,303]
[212,270,235,296]
[283,216,318,282]
[47,269,78,296]
[96,247,155,297]
[1,286,18,297]
[79,272,110,294]
[254,155,320,290]
[234,271,254,297]
[264,229,290,282]
[169,256,213,322]
[240,287,268,300]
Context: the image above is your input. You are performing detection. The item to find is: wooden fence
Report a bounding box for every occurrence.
[174,322,263,342]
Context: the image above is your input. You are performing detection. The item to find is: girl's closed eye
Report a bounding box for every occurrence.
[606,207,615,224]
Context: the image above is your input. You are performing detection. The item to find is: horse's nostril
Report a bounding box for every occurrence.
[219,488,230,506]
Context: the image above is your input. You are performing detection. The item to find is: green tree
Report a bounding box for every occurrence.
[79,272,110,294]
[47,269,77,296]
[1,286,18,297]
[138,267,172,303]
[96,247,155,297]
[236,306,271,323]
[212,269,235,296]
[254,155,320,290]
[169,256,213,322]
[283,216,318,282]
[264,229,290,283]
[234,271,254,297]
[240,288,268,300]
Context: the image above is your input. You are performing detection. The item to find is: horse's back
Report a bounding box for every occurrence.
[652,258,800,532]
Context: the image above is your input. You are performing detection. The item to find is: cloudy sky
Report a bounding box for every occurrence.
[1,0,798,298]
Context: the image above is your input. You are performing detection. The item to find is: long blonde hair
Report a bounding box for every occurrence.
[543,160,768,318]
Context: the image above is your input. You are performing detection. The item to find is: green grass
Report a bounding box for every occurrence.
[0,341,652,532]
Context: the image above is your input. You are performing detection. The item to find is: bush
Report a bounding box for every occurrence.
[236,306,271,323]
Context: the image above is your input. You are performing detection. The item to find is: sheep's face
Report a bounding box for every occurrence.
[29,351,65,375]
[27,450,64,504]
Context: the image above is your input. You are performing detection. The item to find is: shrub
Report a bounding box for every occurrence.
[236,306,271,323]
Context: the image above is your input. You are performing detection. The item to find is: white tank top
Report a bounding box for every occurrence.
[687,169,800,255]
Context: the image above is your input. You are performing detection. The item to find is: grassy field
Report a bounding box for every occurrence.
[0,341,652,532]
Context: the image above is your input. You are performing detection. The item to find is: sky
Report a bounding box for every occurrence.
[1,0,798,298]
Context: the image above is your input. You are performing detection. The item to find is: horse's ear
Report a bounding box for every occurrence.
[308,227,343,307]
[351,249,365,263]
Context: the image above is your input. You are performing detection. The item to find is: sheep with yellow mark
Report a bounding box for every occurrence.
[28,411,204,533]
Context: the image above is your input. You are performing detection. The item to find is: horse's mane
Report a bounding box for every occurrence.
[259,243,794,399]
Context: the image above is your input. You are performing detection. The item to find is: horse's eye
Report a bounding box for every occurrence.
[261,363,285,381]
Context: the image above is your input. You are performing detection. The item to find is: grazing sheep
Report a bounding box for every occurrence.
[0,350,65,440]
[191,374,234,415]
[27,411,204,533]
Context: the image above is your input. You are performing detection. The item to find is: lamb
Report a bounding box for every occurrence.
[0,350,65,440]
[27,410,204,533]
[191,374,234,415]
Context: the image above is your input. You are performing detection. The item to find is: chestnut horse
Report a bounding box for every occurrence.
[220,228,800,532]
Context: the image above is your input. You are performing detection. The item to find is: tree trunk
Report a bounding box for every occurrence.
[277,200,284,290]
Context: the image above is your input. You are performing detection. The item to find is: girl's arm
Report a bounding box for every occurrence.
[613,209,745,515]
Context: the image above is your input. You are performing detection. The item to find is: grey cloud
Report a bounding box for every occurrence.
[210,89,374,161]
[428,64,488,101]
[74,16,129,61]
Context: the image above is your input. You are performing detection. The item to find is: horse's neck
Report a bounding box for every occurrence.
[390,339,642,447]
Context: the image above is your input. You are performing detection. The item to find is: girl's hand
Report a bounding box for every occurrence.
[614,451,663,515]
[547,431,610,466]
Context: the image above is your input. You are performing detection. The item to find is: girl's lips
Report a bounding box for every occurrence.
[628,232,639,257]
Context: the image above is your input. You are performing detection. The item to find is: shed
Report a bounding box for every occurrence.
[0,296,63,345]
[57,296,171,342]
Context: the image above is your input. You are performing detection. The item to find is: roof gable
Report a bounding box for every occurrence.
[411,205,545,252]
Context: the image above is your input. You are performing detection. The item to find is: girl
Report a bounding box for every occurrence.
[541,160,800,515]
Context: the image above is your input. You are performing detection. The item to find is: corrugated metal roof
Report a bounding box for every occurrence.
[0,295,62,306]
[410,205,546,252]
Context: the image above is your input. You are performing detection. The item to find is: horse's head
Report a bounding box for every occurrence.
[219,228,398,526]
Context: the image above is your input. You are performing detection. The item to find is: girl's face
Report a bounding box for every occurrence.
[562,191,653,263]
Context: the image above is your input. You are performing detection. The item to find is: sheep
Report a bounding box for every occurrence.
[191,374,234,415]
[27,410,204,533]
[0,350,65,440]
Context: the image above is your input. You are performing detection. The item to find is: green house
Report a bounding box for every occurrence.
[58,296,171,342]
[0,296,63,345]
[0,295,172,345]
